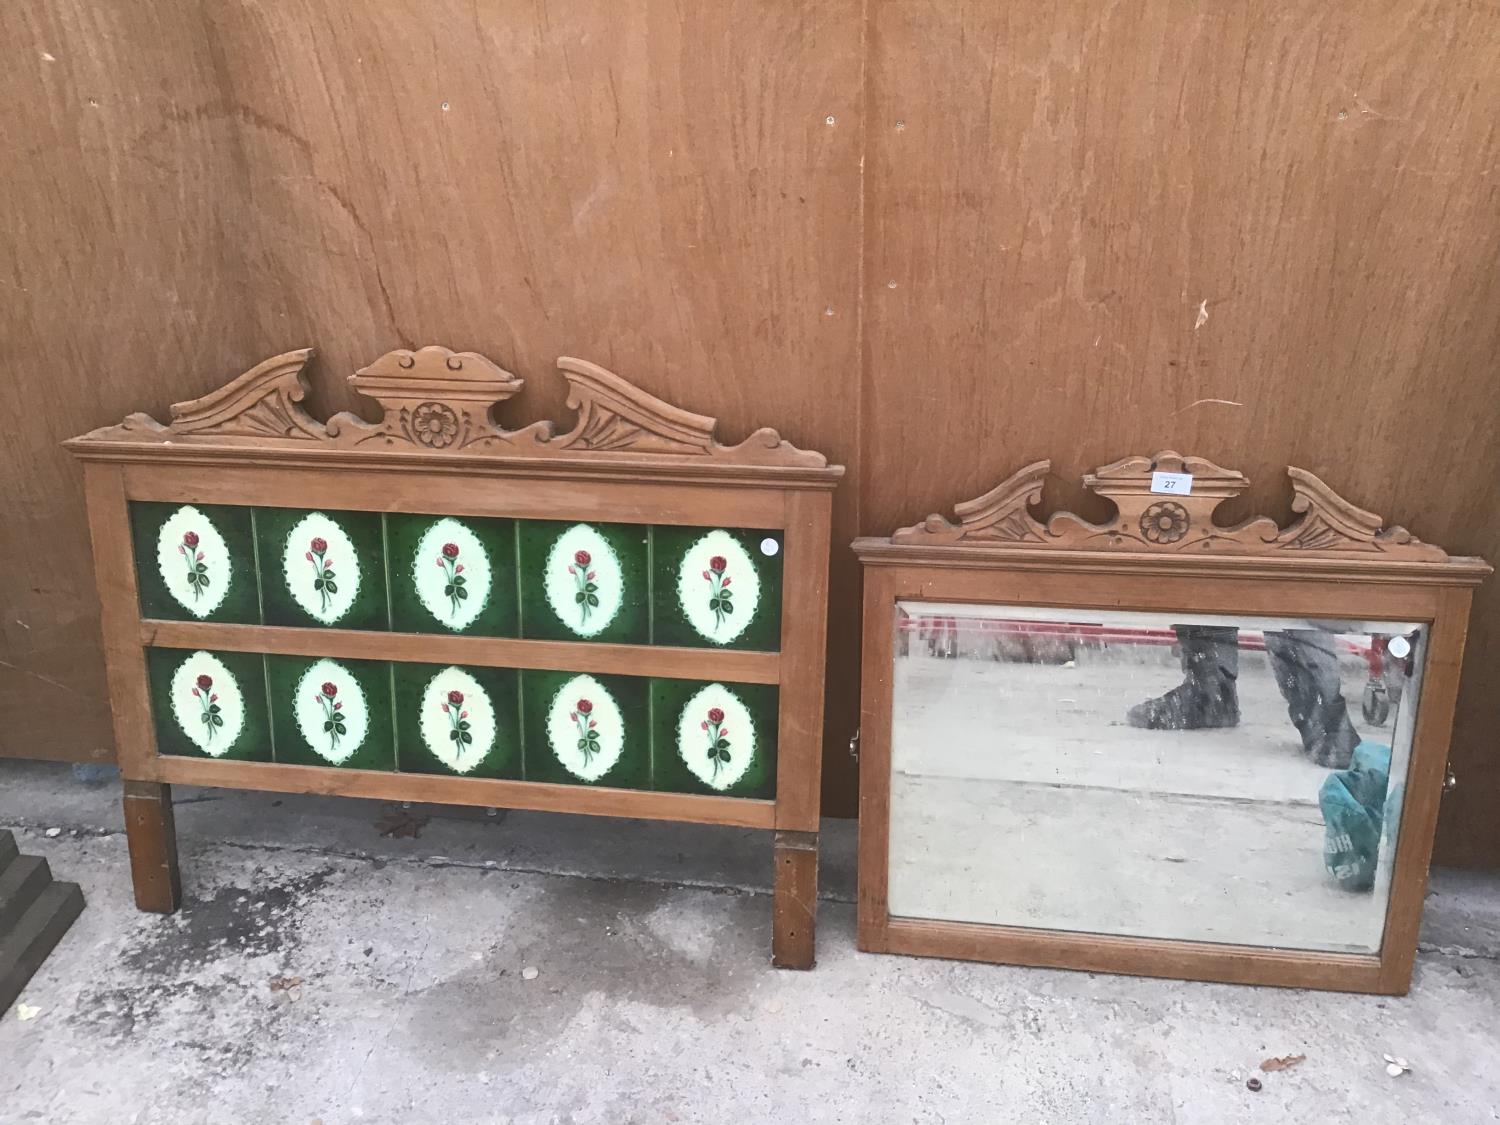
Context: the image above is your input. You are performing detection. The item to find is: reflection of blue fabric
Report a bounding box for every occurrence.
[1320,741,1392,892]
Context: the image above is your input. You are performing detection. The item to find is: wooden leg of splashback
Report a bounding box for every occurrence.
[772,830,818,969]
[123,781,181,913]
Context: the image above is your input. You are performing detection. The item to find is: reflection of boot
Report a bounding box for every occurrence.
[1264,630,1360,770]
[1299,699,1360,769]
[1127,625,1241,731]
[1127,680,1241,730]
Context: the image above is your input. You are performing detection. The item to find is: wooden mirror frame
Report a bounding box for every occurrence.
[68,344,842,969]
[853,452,1488,993]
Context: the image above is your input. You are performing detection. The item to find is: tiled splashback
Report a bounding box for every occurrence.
[130,503,784,649]
[146,648,778,798]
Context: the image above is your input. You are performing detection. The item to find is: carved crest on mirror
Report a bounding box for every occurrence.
[894,452,1446,561]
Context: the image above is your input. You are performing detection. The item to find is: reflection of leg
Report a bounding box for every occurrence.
[1264,630,1360,768]
[1127,625,1241,730]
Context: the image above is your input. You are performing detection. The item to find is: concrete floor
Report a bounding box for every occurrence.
[2,761,1498,1124]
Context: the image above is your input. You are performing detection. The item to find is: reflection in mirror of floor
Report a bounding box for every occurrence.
[889,646,1398,954]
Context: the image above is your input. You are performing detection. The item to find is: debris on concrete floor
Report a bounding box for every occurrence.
[268,974,304,1002]
[374,807,429,839]
[1260,1053,1306,1072]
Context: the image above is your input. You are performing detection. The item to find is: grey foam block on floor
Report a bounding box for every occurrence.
[0,829,86,1013]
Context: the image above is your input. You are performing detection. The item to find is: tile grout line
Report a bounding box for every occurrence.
[516,668,527,782]
[647,525,656,789]
[646,525,655,646]
[514,521,526,781]
[382,514,400,773]
[513,519,525,639]
[250,508,276,763]
[380,512,394,631]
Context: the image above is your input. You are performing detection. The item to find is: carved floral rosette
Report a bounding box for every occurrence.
[890,452,1450,562]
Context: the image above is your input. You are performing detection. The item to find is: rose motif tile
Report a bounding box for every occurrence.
[146,648,271,761]
[386,515,518,636]
[392,663,520,778]
[266,655,394,770]
[256,508,389,630]
[517,521,649,644]
[520,670,649,787]
[652,528,783,650]
[651,679,778,798]
[130,502,260,623]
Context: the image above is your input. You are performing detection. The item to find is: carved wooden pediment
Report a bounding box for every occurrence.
[322,345,524,450]
[893,451,1448,561]
[69,344,832,472]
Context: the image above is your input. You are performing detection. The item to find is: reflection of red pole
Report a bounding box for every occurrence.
[1365,635,1386,679]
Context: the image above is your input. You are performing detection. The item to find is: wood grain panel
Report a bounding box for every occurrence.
[171,0,865,448]
[862,0,1500,863]
[0,2,267,761]
[0,1,866,773]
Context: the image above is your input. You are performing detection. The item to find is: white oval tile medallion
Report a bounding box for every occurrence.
[294,658,369,765]
[412,518,491,632]
[155,505,232,618]
[546,673,624,782]
[282,512,361,625]
[418,666,496,774]
[543,524,623,638]
[676,682,756,791]
[676,530,761,645]
[169,650,245,755]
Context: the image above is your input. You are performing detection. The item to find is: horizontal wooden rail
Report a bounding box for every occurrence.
[873,918,1386,994]
[145,757,776,829]
[139,620,781,684]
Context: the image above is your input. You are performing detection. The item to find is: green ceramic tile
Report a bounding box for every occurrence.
[651,527,783,651]
[393,663,520,779]
[516,520,649,643]
[521,669,650,788]
[256,507,389,630]
[386,514,518,636]
[266,655,395,771]
[130,501,260,623]
[651,679,778,798]
[146,647,271,761]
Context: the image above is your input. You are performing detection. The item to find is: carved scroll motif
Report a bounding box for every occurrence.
[70,344,830,469]
[167,350,325,441]
[547,357,718,455]
[893,450,1447,561]
[904,461,1052,545]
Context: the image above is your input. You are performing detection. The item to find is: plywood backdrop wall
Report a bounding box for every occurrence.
[4,1,1498,864]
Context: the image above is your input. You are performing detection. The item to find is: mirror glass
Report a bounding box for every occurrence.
[888,604,1426,954]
